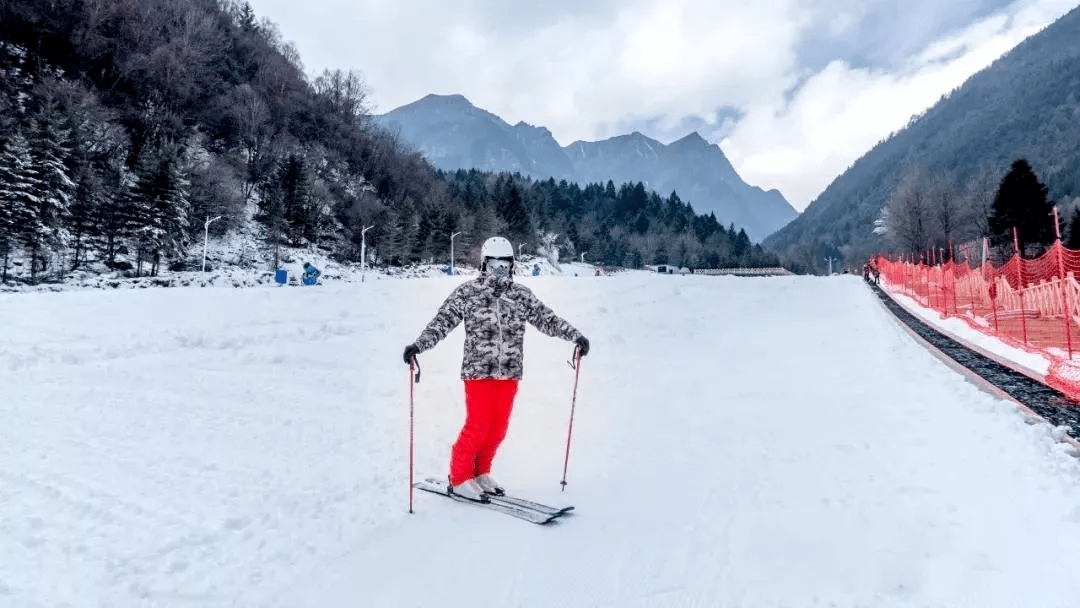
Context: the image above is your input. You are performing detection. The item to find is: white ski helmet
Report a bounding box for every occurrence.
[480,236,515,264]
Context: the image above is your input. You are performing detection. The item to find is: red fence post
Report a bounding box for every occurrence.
[951,264,957,317]
[967,265,975,320]
[1013,227,1028,345]
[905,256,910,297]
[1053,208,1073,358]
[988,260,1001,334]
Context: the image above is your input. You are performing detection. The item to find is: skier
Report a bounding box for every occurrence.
[301,262,321,286]
[403,236,590,502]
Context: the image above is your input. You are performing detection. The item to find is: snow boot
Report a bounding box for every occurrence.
[476,474,505,496]
[449,478,488,502]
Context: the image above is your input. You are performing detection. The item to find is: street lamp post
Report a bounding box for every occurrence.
[202,215,222,273]
[824,256,836,275]
[581,252,588,264]
[518,242,527,258]
[450,231,463,276]
[360,225,373,279]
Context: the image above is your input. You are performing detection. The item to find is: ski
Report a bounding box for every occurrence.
[485,492,574,517]
[414,478,561,525]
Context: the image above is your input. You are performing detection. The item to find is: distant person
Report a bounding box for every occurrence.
[402,236,590,502]
[864,259,880,285]
[302,262,321,286]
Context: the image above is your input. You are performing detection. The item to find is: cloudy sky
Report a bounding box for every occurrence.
[244,0,1078,212]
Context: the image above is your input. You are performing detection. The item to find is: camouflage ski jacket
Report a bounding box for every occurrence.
[411,275,583,380]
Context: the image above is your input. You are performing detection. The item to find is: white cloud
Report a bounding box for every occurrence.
[245,0,1077,212]
[721,0,1077,211]
[246,0,809,139]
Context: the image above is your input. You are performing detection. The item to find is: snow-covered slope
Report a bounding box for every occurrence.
[3,274,1080,607]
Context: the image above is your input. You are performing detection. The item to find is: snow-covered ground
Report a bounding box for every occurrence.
[4,273,1080,607]
[0,252,597,294]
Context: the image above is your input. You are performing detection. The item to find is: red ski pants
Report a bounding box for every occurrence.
[450,379,519,486]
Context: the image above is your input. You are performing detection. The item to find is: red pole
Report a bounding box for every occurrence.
[925,250,931,308]
[948,240,956,316]
[946,264,954,317]
[1054,208,1073,358]
[992,282,1000,333]
[909,255,914,299]
[930,250,938,311]
[937,262,943,313]
[1013,227,1028,345]
[967,263,976,320]
[408,356,418,514]
[560,347,584,492]
[902,255,907,295]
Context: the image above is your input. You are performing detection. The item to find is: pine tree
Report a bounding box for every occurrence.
[279,154,315,244]
[733,228,752,258]
[238,1,258,31]
[414,204,435,261]
[387,197,418,266]
[654,241,669,265]
[64,109,101,271]
[988,159,1054,255]
[95,157,137,267]
[633,211,650,234]
[129,143,190,275]
[0,132,41,282]
[496,182,531,244]
[154,149,191,272]
[431,208,458,264]
[24,106,76,280]
[68,164,104,270]
[469,204,499,258]
[257,178,287,270]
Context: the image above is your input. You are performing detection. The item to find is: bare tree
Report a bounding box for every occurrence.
[881,164,932,255]
[925,169,963,256]
[227,83,274,202]
[958,163,1001,240]
[313,69,370,126]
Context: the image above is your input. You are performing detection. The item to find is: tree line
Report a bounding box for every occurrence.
[368,169,778,270]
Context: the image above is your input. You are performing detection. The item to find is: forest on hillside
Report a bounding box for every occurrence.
[0,0,777,284]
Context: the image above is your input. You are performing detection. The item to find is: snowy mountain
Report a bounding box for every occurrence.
[568,131,796,242]
[376,95,798,242]
[375,94,576,181]
[5,272,1080,605]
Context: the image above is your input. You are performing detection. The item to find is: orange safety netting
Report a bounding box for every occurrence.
[874,241,1080,402]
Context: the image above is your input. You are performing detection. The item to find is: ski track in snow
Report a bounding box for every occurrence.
[3,274,1080,607]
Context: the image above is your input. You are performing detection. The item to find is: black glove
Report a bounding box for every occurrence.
[403,343,420,365]
[574,336,590,357]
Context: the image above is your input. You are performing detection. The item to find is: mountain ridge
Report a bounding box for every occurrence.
[375,94,798,242]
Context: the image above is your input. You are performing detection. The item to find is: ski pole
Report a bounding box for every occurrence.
[560,346,584,491]
[409,355,420,514]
